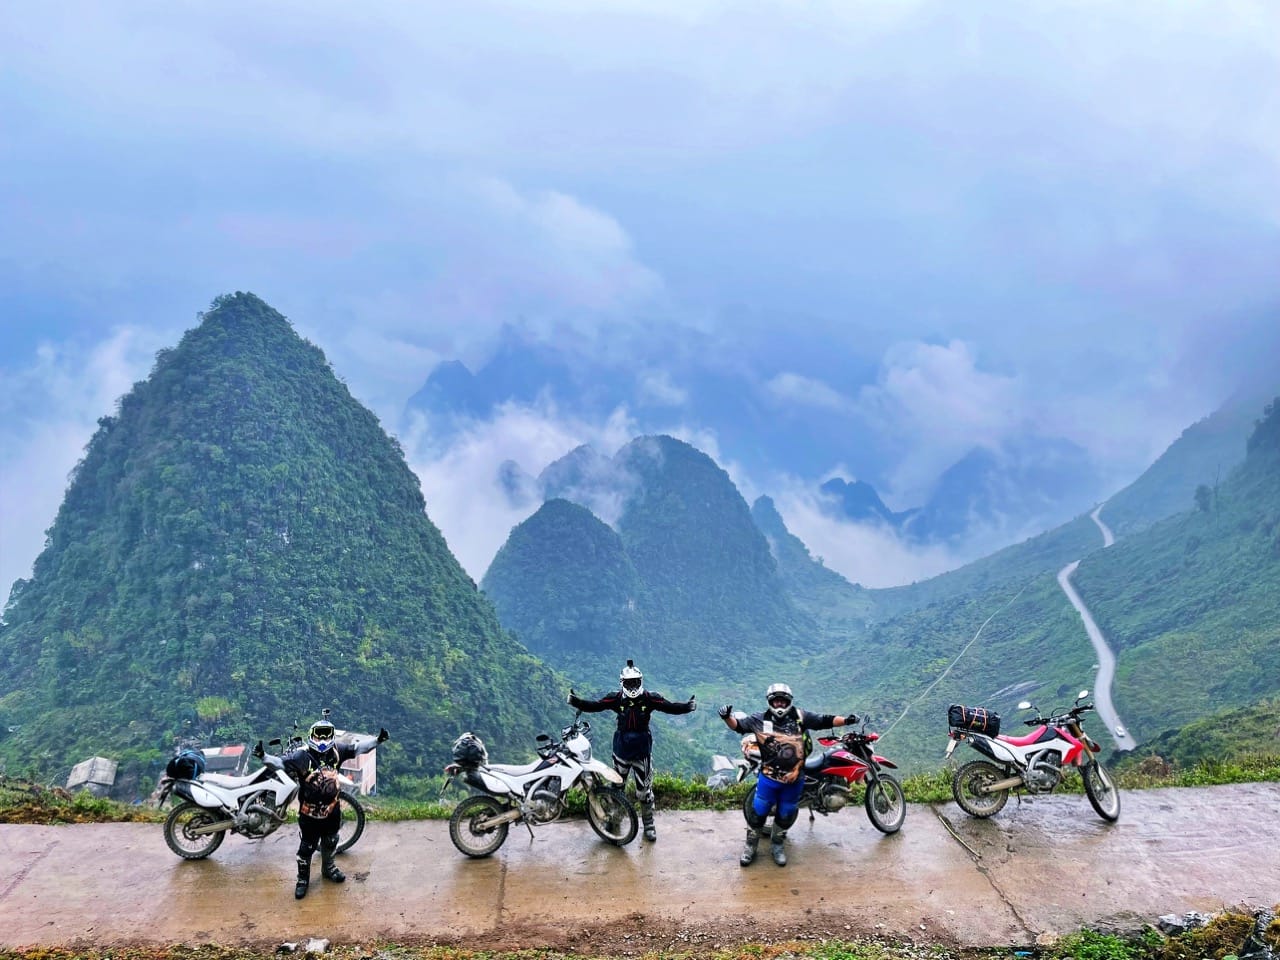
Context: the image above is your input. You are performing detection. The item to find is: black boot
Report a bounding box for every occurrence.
[320,836,345,883]
[641,802,657,842]
[294,856,311,899]
[739,828,759,866]
[770,826,788,867]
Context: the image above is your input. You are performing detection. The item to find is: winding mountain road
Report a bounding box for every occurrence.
[1056,506,1133,750]
[3,783,1278,951]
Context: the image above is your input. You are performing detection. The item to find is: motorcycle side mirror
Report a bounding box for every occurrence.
[1017,701,1033,710]
[1077,689,1090,700]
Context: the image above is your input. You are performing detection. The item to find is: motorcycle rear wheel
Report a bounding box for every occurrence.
[163,801,227,859]
[952,760,1009,818]
[335,791,366,853]
[864,773,906,834]
[585,786,639,845]
[449,795,510,858]
[1082,760,1121,822]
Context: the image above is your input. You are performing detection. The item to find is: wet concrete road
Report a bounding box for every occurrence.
[2,783,1278,951]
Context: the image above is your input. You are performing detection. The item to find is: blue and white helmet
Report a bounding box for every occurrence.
[620,659,644,698]
[308,719,336,754]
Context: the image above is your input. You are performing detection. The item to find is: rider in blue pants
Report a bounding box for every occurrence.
[719,684,857,867]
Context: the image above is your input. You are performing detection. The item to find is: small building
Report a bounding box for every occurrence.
[201,744,249,776]
[67,756,118,797]
[336,731,378,795]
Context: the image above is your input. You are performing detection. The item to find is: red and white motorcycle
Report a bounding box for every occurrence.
[945,689,1121,822]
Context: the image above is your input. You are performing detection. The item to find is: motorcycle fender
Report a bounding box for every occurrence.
[872,755,898,768]
[969,736,1018,765]
[182,781,228,809]
[583,759,624,784]
[468,769,518,796]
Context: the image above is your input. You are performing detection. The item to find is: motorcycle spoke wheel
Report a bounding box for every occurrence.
[1082,761,1121,822]
[586,786,639,846]
[163,802,226,859]
[952,760,1009,818]
[449,795,510,858]
[335,792,367,853]
[864,774,906,834]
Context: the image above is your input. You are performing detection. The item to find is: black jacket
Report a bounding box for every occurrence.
[568,690,695,761]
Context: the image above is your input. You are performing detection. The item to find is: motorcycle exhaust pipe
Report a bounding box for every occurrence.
[476,808,524,830]
[981,776,1025,793]
[189,819,235,836]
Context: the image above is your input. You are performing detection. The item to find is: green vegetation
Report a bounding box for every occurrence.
[0,293,566,793]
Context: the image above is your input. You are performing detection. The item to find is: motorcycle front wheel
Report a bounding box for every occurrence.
[952,760,1009,818]
[1082,760,1121,822]
[449,795,510,858]
[335,792,366,853]
[163,801,227,859]
[585,786,639,845]
[864,773,906,834]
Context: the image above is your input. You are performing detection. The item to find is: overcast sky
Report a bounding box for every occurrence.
[2,1,1278,594]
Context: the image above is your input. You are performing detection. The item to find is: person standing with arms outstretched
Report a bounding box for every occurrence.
[568,659,696,841]
[719,683,858,867]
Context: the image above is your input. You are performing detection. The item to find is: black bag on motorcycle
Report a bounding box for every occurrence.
[451,732,488,769]
[166,749,206,780]
[948,704,1001,736]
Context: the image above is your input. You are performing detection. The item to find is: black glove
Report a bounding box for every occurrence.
[718,704,733,719]
[252,740,265,759]
[377,728,390,743]
[845,713,859,726]
[567,688,577,705]
[687,695,697,711]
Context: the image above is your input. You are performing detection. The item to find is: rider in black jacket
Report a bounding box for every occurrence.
[568,659,695,841]
[282,716,388,899]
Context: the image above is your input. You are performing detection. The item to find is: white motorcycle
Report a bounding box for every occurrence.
[442,713,639,857]
[158,741,364,859]
[945,688,1121,822]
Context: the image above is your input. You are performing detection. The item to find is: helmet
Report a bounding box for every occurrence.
[451,732,488,769]
[765,682,793,719]
[620,659,644,699]
[307,720,336,754]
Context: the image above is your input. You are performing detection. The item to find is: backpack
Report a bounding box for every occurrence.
[165,748,206,780]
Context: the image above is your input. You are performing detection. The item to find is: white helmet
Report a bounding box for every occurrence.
[620,659,644,698]
[765,682,793,719]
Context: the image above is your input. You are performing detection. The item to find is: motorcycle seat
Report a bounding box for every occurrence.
[804,752,827,771]
[486,759,549,776]
[997,726,1048,747]
[202,768,271,788]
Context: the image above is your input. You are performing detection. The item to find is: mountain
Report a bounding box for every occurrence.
[481,498,643,659]
[818,478,909,528]
[0,293,564,793]
[484,436,807,676]
[801,394,1280,774]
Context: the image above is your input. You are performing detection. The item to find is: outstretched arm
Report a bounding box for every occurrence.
[649,692,697,715]
[349,728,390,757]
[567,689,618,713]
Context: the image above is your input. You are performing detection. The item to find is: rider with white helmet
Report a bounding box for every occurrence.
[282,711,389,899]
[719,684,858,867]
[568,659,696,842]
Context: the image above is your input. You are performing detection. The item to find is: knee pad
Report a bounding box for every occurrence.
[744,803,768,831]
[297,839,317,860]
[319,833,338,854]
[774,807,799,830]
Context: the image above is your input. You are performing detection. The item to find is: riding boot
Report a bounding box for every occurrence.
[320,836,345,883]
[294,855,312,899]
[641,801,657,842]
[770,826,788,867]
[739,828,760,866]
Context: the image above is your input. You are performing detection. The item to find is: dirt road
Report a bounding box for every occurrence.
[2,782,1278,953]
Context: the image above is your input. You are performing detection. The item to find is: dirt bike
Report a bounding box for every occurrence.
[442,713,639,857]
[945,688,1121,822]
[738,723,907,834]
[158,735,365,860]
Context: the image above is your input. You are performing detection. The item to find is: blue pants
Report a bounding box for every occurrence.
[752,774,803,825]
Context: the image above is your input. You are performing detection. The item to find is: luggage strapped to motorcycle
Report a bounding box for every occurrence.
[948,704,1001,736]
